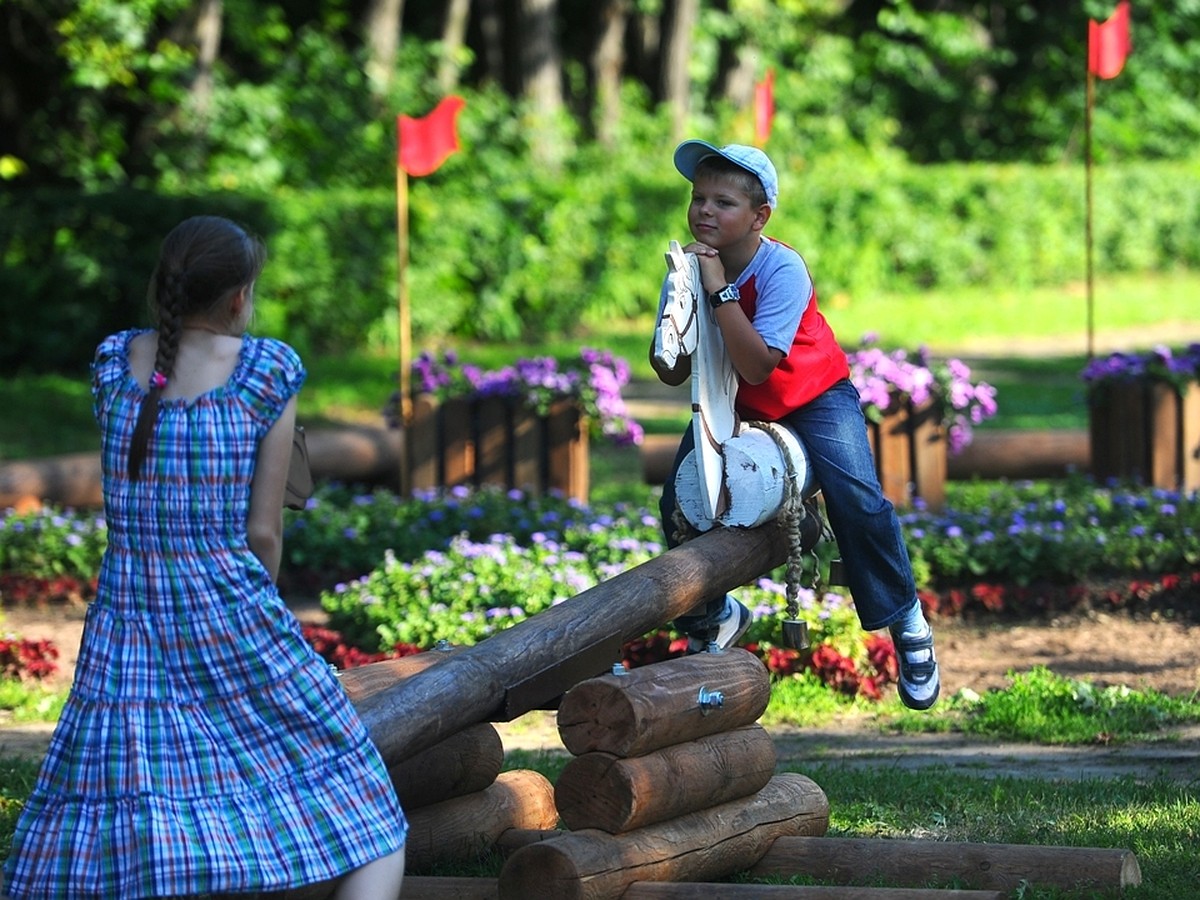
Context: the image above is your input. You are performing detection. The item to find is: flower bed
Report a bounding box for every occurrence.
[388,349,642,502]
[848,335,998,509]
[3,477,1197,703]
[1082,344,1200,491]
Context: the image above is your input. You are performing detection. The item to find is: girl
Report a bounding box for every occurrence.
[3,216,407,899]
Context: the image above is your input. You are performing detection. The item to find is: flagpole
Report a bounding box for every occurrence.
[396,162,412,494]
[1085,63,1096,361]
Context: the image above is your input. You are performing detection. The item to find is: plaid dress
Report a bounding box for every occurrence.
[3,330,406,899]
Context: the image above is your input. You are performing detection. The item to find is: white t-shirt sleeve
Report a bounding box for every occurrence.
[741,241,812,355]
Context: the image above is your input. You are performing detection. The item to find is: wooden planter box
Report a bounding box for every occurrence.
[1089,380,1200,491]
[865,399,947,510]
[404,394,589,502]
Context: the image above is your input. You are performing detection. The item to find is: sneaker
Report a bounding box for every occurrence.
[891,623,940,710]
[686,595,752,653]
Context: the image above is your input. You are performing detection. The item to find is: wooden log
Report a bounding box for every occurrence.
[1183,383,1200,490]
[406,394,440,493]
[356,519,794,766]
[623,885,1006,899]
[390,877,498,899]
[495,828,564,854]
[389,722,504,810]
[338,648,460,706]
[547,398,588,502]
[406,769,559,873]
[0,452,103,509]
[443,396,475,488]
[555,725,776,833]
[497,773,829,900]
[556,649,771,758]
[749,836,1142,893]
[946,429,1089,480]
[908,400,946,510]
[647,429,1093,486]
[476,397,511,489]
[512,403,541,493]
[305,424,403,488]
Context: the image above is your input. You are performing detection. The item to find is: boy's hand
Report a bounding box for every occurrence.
[683,241,727,293]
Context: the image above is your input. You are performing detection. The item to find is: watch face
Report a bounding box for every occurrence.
[712,284,739,307]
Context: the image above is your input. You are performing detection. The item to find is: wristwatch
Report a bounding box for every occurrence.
[708,283,740,309]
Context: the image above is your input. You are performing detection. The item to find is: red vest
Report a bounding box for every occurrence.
[734,275,849,422]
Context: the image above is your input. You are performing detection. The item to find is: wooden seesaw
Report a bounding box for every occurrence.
[286,244,1140,898]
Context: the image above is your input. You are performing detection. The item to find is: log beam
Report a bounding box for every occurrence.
[405,769,559,872]
[555,725,776,833]
[388,722,504,810]
[498,773,829,900]
[556,650,771,758]
[623,885,1006,899]
[356,520,793,765]
[750,836,1141,893]
[388,877,498,898]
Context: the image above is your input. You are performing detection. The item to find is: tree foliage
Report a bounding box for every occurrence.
[2,1,1198,370]
[3,0,1199,191]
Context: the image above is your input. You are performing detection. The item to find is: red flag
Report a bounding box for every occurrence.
[1088,2,1131,80]
[397,96,466,177]
[754,68,775,145]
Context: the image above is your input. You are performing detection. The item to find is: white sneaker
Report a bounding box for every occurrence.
[686,595,752,653]
[892,623,940,710]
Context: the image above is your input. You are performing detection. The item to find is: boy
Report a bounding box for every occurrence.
[650,140,939,710]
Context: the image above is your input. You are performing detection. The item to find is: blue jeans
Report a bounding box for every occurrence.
[660,378,916,633]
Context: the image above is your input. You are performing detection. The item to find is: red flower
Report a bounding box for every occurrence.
[865,634,898,683]
[0,636,59,680]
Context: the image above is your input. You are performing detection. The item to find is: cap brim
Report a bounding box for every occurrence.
[673,140,723,181]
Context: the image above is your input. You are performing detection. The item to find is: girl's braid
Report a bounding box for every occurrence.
[126,267,185,480]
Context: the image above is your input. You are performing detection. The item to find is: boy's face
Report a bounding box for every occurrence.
[687,173,769,252]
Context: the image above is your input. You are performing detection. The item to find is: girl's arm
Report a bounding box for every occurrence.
[247,394,297,581]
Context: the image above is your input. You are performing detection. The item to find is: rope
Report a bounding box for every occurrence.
[669,422,832,622]
[747,421,813,621]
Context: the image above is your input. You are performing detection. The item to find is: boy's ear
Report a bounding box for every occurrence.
[754,204,772,230]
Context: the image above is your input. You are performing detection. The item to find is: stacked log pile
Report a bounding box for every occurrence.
[338,654,558,873]
[497,650,831,900]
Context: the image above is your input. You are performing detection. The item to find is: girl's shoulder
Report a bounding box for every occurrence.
[238,335,307,420]
[92,328,151,392]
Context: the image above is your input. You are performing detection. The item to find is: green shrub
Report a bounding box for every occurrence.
[4,157,1199,373]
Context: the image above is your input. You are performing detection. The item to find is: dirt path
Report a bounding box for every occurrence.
[4,599,1199,780]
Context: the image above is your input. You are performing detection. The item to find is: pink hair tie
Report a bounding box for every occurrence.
[149,370,168,390]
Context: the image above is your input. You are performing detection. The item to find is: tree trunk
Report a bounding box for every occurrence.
[661,0,699,141]
[477,0,505,85]
[438,0,471,91]
[190,0,222,118]
[591,0,628,146]
[363,0,405,97]
[520,0,564,166]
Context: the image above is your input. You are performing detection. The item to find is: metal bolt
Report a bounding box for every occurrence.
[697,686,725,715]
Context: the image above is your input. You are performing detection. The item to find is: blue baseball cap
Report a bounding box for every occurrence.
[673,140,778,209]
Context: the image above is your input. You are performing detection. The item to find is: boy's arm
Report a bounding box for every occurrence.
[691,246,783,385]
